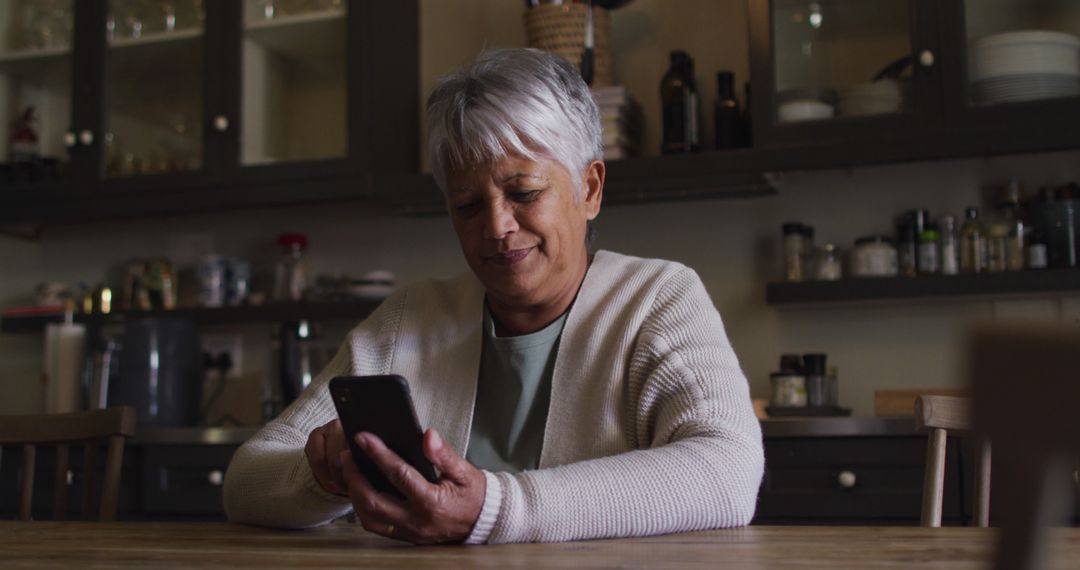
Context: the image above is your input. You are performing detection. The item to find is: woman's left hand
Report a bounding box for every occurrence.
[340,428,486,544]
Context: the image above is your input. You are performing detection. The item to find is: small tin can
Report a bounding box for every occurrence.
[770,372,807,408]
[198,255,226,307]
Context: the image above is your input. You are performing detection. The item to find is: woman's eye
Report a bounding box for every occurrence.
[510,190,541,202]
[455,201,481,215]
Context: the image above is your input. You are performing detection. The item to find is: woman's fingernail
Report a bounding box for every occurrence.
[430,429,443,451]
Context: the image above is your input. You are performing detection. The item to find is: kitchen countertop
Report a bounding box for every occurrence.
[130,417,918,445]
[131,427,259,446]
[761,416,917,438]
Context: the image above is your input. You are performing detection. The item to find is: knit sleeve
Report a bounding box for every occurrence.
[479,267,764,544]
[222,294,404,528]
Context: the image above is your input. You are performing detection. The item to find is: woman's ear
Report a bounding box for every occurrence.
[582,160,605,220]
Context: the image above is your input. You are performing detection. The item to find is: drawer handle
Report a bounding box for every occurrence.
[208,469,224,487]
[838,470,857,488]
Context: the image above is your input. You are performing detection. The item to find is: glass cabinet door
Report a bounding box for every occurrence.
[0,0,75,186]
[241,0,346,166]
[962,0,1080,108]
[104,0,205,179]
[771,0,918,125]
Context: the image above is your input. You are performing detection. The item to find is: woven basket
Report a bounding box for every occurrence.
[524,4,615,87]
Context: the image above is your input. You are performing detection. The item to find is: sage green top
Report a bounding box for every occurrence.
[465,306,568,473]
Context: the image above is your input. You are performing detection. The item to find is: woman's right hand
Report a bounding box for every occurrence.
[304,419,349,496]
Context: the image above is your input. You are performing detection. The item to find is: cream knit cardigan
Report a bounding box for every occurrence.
[223,250,764,544]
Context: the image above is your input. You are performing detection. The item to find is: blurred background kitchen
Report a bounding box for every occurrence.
[2,0,1079,523]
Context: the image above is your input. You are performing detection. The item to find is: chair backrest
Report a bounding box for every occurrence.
[0,406,136,521]
[915,395,991,528]
[971,325,1080,570]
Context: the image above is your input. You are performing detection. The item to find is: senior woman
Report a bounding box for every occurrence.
[224,48,763,545]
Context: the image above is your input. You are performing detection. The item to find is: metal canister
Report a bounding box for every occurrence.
[198,255,226,307]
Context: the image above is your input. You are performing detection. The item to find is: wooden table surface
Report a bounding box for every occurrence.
[2,522,1079,569]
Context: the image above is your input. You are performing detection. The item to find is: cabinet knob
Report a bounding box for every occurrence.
[208,469,224,486]
[63,131,77,148]
[918,50,935,68]
[838,470,857,488]
[213,115,229,132]
[78,130,94,146]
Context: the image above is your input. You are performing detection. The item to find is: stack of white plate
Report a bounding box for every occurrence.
[970,30,1080,105]
[838,79,905,117]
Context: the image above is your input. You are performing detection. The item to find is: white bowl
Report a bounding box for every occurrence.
[778,100,835,123]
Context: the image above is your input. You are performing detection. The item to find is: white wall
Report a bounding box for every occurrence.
[2,1,1079,417]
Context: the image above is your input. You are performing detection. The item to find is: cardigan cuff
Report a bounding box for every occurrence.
[464,470,502,544]
[301,462,352,508]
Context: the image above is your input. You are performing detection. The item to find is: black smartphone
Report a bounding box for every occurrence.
[328,375,438,498]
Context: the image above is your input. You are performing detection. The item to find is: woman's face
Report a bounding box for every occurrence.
[446,154,604,311]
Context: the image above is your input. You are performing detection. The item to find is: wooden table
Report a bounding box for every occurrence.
[3,522,1079,569]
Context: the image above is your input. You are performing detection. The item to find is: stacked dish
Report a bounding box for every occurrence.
[970,30,1080,105]
[838,79,906,117]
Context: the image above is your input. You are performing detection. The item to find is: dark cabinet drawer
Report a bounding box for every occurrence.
[141,445,238,517]
[755,436,964,524]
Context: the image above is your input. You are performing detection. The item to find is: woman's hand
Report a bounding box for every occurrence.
[340,428,486,544]
[304,420,349,496]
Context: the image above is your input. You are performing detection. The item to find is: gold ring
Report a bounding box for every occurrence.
[386,523,395,535]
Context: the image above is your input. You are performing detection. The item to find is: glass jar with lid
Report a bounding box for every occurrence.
[851,235,899,278]
[813,243,842,281]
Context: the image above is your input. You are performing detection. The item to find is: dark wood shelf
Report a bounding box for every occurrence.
[0,300,382,334]
[766,269,1080,305]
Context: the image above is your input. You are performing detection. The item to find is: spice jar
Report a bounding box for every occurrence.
[939,215,959,275]
[782,222,807,282]
[813,243,842,281]
[851,236,898,278]
[770,372,807,408]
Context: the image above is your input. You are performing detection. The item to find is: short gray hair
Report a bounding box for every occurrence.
[426,48,604,197]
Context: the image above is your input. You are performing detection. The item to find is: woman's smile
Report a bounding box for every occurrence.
[485,247,534,266]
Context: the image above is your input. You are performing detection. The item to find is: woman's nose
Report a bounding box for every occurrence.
[483,200,518,240]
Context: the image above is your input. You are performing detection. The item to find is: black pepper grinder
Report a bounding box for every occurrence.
[661,50,701,155]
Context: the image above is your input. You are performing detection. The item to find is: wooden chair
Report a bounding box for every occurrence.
[971,325,1080,570]
[0,406,136,521]
[915,395,991,528]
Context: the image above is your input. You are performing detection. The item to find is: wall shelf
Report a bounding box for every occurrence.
[0,300,382,334]
[766,269,1080,305]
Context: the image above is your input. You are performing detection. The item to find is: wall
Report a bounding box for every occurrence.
[1,1,1079,417]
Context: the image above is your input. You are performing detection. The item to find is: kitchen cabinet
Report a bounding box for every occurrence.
[0,0,418,223]
[1,439,242,521]
[756,435,966,525]
[748,0,1080,155]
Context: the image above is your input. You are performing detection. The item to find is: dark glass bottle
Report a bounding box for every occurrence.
[741,82,753,148]
[714,71,740,150]
[661,51,701,154]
